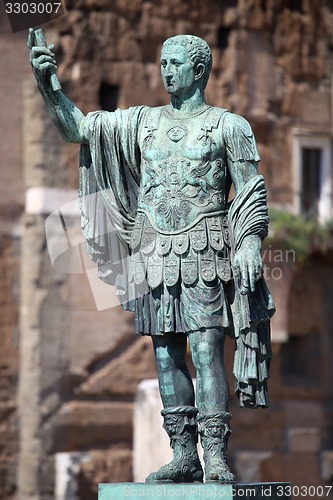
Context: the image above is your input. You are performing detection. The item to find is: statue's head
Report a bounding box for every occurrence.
[161,35,212,94]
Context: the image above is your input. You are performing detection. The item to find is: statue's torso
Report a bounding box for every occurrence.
[137,106,228,234]
[129,106,232,288]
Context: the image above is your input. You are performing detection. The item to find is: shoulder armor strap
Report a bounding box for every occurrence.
[202,107,228,132]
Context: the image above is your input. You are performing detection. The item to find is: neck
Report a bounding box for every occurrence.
[169,87,206,115]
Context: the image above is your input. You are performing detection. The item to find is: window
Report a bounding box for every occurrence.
[281,333,321,386]
[99,84,119,112]
[293,133,332,222]
[301,148,321,218]
[289,0,304,13]
[217,27,231,51]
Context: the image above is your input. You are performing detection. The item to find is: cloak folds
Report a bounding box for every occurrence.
[79,106,148,298]
[228,175,275,408]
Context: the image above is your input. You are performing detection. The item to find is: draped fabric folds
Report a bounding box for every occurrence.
[79,106,147,290]
[228,175,275,408]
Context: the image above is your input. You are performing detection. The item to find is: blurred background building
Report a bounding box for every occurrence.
[0,0,333,499]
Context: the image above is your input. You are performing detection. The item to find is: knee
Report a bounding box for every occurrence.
[154,344,185,371]
[191,339,216,371]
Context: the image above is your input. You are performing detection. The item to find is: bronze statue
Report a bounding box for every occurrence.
[29,30,275,484]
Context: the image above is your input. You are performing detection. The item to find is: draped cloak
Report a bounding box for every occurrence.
[79,106,147,296]
[79,106,275,408]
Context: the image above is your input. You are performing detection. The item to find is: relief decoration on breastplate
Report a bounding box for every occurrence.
[166,125,188,143]
[140,156,225,232]
[139,107,227,233]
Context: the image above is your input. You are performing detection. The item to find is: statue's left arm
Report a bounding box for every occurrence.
[224,114,265,295]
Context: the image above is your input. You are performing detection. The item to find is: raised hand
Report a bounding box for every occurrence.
[28,28,59,88]
[27,27,83,142]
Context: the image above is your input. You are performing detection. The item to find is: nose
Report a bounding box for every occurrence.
[162,62,173,75]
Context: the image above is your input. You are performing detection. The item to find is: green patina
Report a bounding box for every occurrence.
[29,30,275,484]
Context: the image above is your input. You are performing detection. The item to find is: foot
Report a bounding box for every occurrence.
[198,412,235,484]
[145,454,203,483]
[205,458,235,484]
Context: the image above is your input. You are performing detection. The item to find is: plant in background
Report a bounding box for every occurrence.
[265,208,333,264]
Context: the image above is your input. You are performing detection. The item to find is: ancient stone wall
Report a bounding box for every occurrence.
[0,0,332,498]
[0,2,29,497]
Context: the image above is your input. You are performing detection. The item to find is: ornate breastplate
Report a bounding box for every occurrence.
[137,106,228,234]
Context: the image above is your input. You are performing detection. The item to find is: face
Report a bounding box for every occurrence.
[208,421,221,438]
[160,44,196,96]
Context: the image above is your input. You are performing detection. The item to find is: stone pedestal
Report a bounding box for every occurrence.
[98,482,291,499]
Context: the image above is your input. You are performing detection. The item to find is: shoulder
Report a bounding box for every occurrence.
[205,108,253,136]
[222,111,253,136]
[86,105,149,123]
[138,105,166,132]
[142,105,166,120]
[115,105,150,123]
[81,106,149,142]
[221,112,260,162]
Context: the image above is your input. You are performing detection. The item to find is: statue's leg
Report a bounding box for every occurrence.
[152,334,194,408]
[188,328,229,413]
[145,334,203,483]
[188,328,235,484]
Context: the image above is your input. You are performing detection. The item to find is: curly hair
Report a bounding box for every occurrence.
[162,35,212,89]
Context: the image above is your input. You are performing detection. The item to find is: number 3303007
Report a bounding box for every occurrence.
[5,3,62,14]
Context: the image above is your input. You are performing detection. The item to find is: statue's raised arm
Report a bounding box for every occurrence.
[28,28,84,144]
